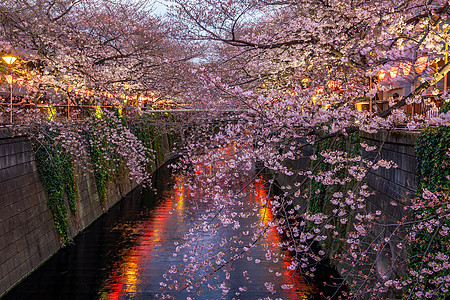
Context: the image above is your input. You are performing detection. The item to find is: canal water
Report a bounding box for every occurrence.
[3,162,340,299]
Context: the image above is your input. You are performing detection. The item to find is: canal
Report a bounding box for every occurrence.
[3,161,340,299]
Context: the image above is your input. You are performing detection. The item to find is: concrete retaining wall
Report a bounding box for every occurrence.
[0,128,173,297]
[277,130,420,291]
[361,130,419,223]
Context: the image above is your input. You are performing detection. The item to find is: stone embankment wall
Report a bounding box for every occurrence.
[361,130,419,223]
[278,130,419,223]
[278,130,419,288]
[0,129,173,297]
[360,130,419,283]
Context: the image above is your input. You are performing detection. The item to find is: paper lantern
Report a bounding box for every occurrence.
[378,70,387,81]
[415,56,428,74]
[314,86,324,94]
[389,67,399,79]
[16,78,24,87]
[401,62,412,76]
[4,75,13,85]
[327,80,342,90]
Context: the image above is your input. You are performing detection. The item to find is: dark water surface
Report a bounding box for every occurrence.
[3,164,338,300]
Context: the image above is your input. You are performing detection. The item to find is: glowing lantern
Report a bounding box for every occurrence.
[314,86,324,94]
[2,55,17,65]
[401,62,412,76]
[4,74,13,85]
[389,67,399,79]
[327,80,342,90]
[415,56,428,74]
[16,78,24,87]
[378,70,387,81]
[54,87,59,93]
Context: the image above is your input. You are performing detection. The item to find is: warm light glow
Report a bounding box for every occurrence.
[327,80,342,90]
[389,67,399,79]
[401,62,412,76]
[378,70,387,81]
[174,175,185,210]
[4,74,13,85]
[254,179,273,226]
[16,78,24,87]
[415,56,428,74]
[2,55,17,65]
[95,105,103,118]
[314,86,324,94]
[48,106,57,121]
[355,102,365,112]
[123,254,138,296]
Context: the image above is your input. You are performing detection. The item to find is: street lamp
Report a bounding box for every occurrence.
[2,55,17,123]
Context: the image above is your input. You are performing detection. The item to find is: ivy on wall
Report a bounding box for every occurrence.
[306,132,361,254]
[411,125,450,298]
[86,135,110,204]
[85,111,140,204]
[32,132,78,243]
[440,101,450,114]
[416,126,450,191]
[132,113,179,167]
[309,132,361,214]
[33,111,180,243]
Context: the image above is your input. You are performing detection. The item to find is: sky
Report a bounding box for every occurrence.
[153,0,169,16]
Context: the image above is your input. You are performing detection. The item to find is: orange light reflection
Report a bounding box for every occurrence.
[253,177,315,299]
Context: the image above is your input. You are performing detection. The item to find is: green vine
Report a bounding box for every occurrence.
[33,111,180,243]
[85,114,128,204]
[87,138,109,204]
[309,132,361,214]
[307,132,361,253]
[439,101,450,114]
[33,131,78,243]
[409,125,450,298]
[133,113,169,167]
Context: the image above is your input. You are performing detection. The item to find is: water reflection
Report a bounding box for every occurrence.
[4,163,328,299]
[97,169,315,299]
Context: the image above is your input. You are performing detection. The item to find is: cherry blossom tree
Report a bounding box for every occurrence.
[0,0,202,106]
[0,0,201,181]
[1,0,449,298]
[155,0,450,298]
